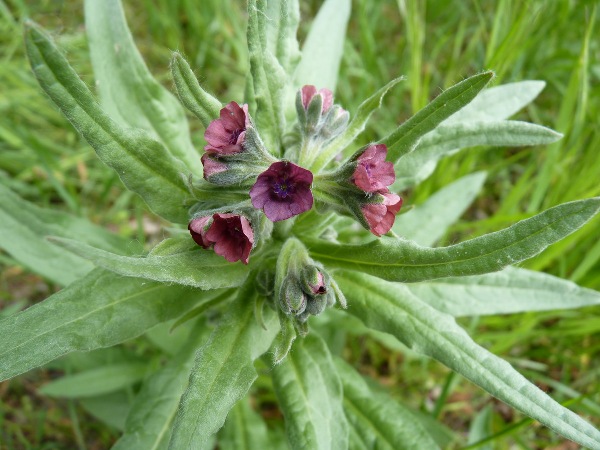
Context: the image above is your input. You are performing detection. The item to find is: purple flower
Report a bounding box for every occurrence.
[205,213,254,264]
[188,216,212,248]
[204,102,250,155]
[352,144,395,193]
[250,161,314,222]
[301,85,333,113]
[361,189,403,237]
[201,153,228,180]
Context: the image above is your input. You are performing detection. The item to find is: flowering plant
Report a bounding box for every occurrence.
[1,0,599,448]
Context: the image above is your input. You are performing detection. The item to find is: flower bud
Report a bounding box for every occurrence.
[279,275,307,315]
[300,265,328,296]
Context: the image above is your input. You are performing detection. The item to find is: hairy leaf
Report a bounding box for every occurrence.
[24,21,190,223]
[383,71,494,162]
[113,321,213,450]
[337,272,600,448]
[409,266,600,317]
[394,172,487,246]
[52,237,250,290]
[294,0,351,91]
[335,358,439,449]
[170,52,222,129]
[309,198,600,282]
[265,0,301,74]
[247,0,287,153]
[272,334,348,450]
[168,283,278,449]
[443,80,546,125]
[0,269,202,382]
[85,0,202,173]
[395,121,562,189]
[219,398,284,450]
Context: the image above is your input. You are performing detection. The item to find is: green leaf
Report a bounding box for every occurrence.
[308,198,600,282]
[409,267,600,317]
[113,321,213,450]
[84,0,202,174]
[219,398,283,450]
[247,0,287,153]
[337,271,600,449]
[168,282,278,449]
[0,268,203,382]
[394,172,487,246]
[0,183,139,285]
[334,357,440,450]
[40,362,147,398]
[395,121,562,189]
[294,0,351,92]
[443,80,546,125]
[51,237,250,290]
[24,21,190,223]
[170,52,222,129]
[311,77,405,173]
[382,71,494,162]
[264,0,301,74]
[80,392,132,431]
[271,334,348,450]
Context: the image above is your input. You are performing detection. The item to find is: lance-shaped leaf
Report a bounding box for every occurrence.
[85,0,202,174]
[294,0,351,92]
[40,362,147,398]
[308,198,600,282]
[395,121,562,189]
[265,0,301,74]
[337,271,600,449]
[382,71,494,162]
[271,334,348,450]
[408,266,600,317]
[170,52,222,129]
[247,0,287,153]
[394,172,487,246]
[311,77,405,173]
[168,283,278,449]
[334,358,440,450]
[51,237,250,290]
[113,321,213,450]
[0,268,202,382]
[443,80,546,125]
[219,398,285,450]
[24,21,190,224]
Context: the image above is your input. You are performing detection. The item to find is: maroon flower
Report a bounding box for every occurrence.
[204,102,250,155]
[205,213,254,264]
[352,144,395,193]
[250,161,314,222]
[361,190,403,237]
[188,216,212,248]
[301,85,333,113]
[201,153,228,180]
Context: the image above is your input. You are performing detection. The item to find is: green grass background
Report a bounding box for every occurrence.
[0,0,599,448]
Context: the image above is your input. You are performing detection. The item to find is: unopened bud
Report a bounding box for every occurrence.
[280,275,307,315]
[300,265,328,296]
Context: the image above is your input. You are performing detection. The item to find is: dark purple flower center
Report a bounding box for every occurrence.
[273,178,293,199]
[228,128,243,145]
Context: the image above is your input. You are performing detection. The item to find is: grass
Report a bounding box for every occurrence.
[1,0,599,447]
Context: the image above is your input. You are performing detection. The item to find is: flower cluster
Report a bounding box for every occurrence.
[351,144,403,236]
[189,87,403,287]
